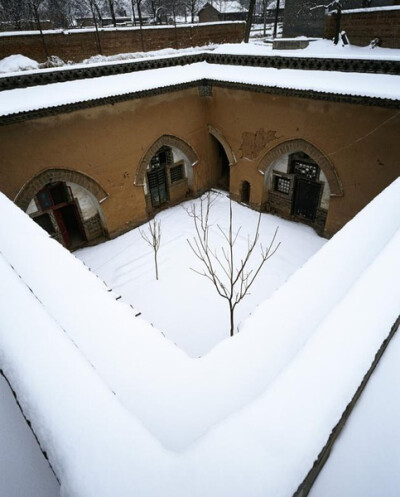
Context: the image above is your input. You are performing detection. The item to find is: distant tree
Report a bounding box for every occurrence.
[0,0,29,29]
[310,1,344,44]
[106,0,117,25]
[140,218,162,281]
[186,193,280,337]
[26,0,49,57]
[184,0,200,22]
[46,0,72,28]
[244,0,256,41]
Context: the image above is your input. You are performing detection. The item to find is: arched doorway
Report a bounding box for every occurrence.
[31,182,87,248]
[259,140,342,236]
[262,151,337,235]
[24,180,107,249]
[15,169,109,249]
[137,136,199,213]
[209,135,230,191]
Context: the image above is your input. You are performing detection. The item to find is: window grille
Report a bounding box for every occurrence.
[275,176,291,195]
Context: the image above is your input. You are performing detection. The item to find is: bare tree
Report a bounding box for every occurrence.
[139,218,162,280]
[186,194,280,337]
[0,0,29,30]
[310,1,344,45]
[27,0,49,58]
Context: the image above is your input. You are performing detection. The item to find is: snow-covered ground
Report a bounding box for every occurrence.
[76,192,326,357]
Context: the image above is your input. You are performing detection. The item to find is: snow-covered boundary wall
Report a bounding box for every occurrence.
[0,178,399,496]
[325,6,400,48]
[0,22,245,63]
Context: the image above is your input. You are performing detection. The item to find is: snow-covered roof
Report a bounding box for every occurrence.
[201,0,247,13]
[1,60,400,119]
[0,172,399,496]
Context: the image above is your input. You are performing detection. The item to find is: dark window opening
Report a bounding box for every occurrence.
[170,164,184,183]
[241,181,251,203]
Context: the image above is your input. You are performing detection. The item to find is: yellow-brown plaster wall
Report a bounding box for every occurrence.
[1,84,399,240]
[208,87,400,235]
[0,88,210,238]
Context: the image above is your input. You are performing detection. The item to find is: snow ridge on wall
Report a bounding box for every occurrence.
[0,178,399,496]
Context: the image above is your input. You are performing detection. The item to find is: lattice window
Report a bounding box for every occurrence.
[275,176,291,195]
[292,161,319,180]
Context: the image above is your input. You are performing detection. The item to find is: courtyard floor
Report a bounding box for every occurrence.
[76,191,326,357]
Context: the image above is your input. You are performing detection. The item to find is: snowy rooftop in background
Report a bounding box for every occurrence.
[0,175,399,496]
[342,5,400,14]
[201,1,247,13]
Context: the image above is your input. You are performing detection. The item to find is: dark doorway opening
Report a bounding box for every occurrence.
[54,205,86,247]
[218,141,230,191]
[241,181,251,204]
[148,148,171,208]
[292,179,321,221]
[35,182,87,248]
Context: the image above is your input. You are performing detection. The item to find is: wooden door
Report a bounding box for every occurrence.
[293,179,321,221]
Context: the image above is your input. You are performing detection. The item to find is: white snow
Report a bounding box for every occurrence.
[0,374,60,497]
[309,319,400,497]
[342,5,400,14]
[215,38,400,60]
[76,192,325,357]
[1,60,400,118]
[0,54,40,73]
[0,177,399,497]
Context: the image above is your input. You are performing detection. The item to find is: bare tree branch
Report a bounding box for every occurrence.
[139,217,162,280]
[186,192,280,336]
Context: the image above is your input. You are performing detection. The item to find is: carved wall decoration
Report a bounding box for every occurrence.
[240,128,281,160]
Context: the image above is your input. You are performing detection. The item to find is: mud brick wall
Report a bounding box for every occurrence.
[325,7,400,48]
[0,22,245,62]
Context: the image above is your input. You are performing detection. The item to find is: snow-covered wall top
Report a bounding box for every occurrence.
[1,60,400,118]
[0,174,399,496]
[342,5,400,14]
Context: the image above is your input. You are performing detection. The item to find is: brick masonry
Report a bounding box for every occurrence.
[325,7,400,48]
[0,23,245,63]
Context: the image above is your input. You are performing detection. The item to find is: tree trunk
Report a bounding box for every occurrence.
[154,252,159,280]
[244,0,256,42]
[229,302,235,337]
[137,1,145,51]
[32,4,49,59]
[273,0,280,38]
[334,8,342,45]
[108,0,117,26]
[90,2,103,55]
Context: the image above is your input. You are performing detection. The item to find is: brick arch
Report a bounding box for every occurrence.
[258,139,343,196]
[208,125,237,166]
[134,135,199,186]
[14,168,109,211]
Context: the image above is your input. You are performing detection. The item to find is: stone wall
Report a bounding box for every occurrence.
[0,22,245,63]
[325,6,400,48]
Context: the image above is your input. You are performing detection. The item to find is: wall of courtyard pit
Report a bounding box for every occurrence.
[1,85,400,241]
[0,22,245,63]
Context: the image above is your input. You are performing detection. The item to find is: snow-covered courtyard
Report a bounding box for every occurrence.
[77,191,326,357]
